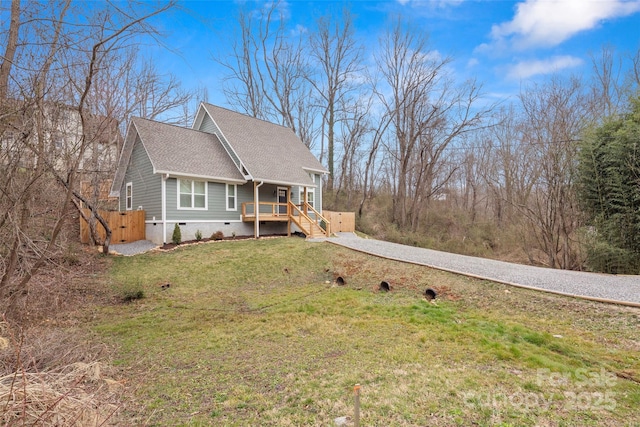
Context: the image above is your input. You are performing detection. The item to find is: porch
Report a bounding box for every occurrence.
[241,201,330,238]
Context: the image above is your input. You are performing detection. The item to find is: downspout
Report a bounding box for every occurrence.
[254,181,264,238]
[162,174,168,244]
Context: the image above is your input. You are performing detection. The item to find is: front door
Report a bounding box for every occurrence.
[277,187,288,215]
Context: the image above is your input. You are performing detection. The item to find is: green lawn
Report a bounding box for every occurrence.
[95,237,640,426]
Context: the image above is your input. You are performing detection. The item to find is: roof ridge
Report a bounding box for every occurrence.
[132,117,209,134]
[201,102,295,132]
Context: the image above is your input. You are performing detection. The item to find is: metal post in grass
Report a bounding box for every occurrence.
[354,383,361,427]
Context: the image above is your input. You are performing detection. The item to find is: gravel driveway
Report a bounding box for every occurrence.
[326,233,640,307]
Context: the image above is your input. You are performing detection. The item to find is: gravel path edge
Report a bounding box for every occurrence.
[325,234,640,309]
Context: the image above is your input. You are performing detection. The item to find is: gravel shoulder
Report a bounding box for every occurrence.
[110,240,158,256]
[326,232,640,307]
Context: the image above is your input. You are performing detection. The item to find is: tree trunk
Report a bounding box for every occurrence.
[0,0,20,99]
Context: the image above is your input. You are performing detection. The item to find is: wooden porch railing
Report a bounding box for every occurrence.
[305,202,331,236]
[241,202,289,219]
[289,201,331,238]
[241,201,331,237]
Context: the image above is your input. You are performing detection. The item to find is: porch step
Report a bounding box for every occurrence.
[287,201,329,238]
[296,218,325,238]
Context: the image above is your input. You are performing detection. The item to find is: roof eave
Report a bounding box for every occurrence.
[303,166,330,175]
[252,178,317,188]
[155,170,247,184]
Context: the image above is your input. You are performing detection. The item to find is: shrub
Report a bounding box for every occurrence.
[122,288,145,302]
[116,279,145,303]
[585,239,639,274]
[211,230,224,241]
[172,224,182,245]
[195,229,203,241]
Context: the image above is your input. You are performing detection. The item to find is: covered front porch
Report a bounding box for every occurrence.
[241,201,330,238]
[241,183,329,238]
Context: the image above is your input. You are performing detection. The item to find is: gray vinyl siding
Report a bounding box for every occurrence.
[255,183,280,205]
[199,112,219,134]
[120,135,161,220]
[165,179,257,221]
[237,182,256,207]
[312,173,323,212]
[199,113,242,170]
[292,173,322,211]
[292,186,301,205]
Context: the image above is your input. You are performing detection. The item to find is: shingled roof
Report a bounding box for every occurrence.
[111,104,327,197]
[200,103,328,187]
[110,117,245,196]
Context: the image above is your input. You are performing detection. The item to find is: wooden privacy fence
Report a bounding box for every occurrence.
[80,209,145,244]
[322,211,355,233]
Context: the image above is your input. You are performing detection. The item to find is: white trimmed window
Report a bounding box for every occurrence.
[178,179,207,209]
[226,183,237,211]
[299,188,315,209]
[125,182,133,210]
[308,189,315,208]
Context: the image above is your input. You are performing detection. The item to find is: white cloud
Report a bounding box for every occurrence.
[251,1,291,22]
[291,24,308,36]
[506,55,583,80]
[422,49,444,63]
[491,0,640,49]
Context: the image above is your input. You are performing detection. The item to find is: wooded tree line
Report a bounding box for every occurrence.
[218,2,640,272]
[1,0,639,320]
[0,0,201,317]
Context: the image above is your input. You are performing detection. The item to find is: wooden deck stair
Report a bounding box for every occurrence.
[241,201,330,238]
[288,202,329,238]
[289,202,330,238]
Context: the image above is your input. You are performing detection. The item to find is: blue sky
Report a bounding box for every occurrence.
[152,0,640,107]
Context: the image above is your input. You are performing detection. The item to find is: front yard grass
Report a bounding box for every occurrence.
[95,237,640,426]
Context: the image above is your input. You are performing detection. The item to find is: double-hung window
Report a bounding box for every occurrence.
[307,190,315,208]
[226,184,237,211]
[178,179,207,209]
[299,188,315,209]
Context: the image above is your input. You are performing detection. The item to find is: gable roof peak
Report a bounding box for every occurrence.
[199,103,328,188]
[110,116,246,197]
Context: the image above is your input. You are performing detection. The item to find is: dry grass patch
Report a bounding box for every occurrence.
[0,362,121,426]
[0,240,121,426]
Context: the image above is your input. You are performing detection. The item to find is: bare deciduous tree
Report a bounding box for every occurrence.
[375,19,489,231]
[335,95,371,204]
[0,0,176,318]
[308,8,362,190]
[218,1,315,146]
[516,76,591,269]
[358,107,391,218]
[0,0,21,99]
[589,45,626,118]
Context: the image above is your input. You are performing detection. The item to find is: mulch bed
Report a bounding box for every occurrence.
[158,234,291,250]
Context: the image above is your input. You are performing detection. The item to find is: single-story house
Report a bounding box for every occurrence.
[109,102,329,244]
